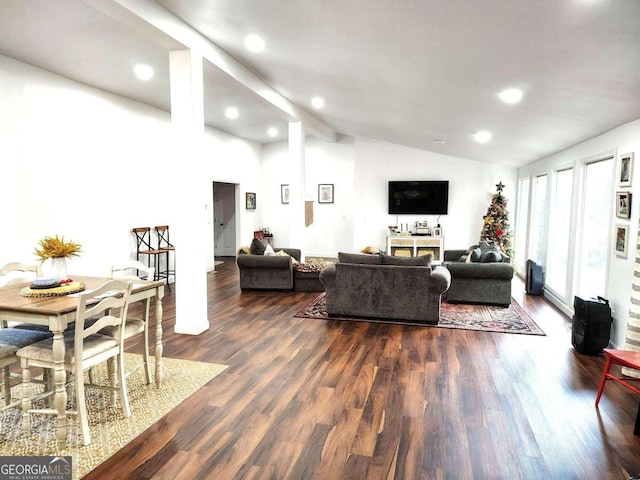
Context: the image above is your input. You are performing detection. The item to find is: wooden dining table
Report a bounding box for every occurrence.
[0,275,165,448]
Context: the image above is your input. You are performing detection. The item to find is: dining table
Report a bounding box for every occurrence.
[0,275,165,449]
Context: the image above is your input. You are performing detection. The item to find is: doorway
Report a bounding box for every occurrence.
[213,182,238,258]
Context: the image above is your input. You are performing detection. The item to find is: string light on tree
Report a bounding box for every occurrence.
[480,182,513,257]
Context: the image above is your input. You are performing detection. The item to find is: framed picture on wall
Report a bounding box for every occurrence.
[318,184,334,203]
[246,192,256,210]
[615,223,629,258]
[617,152,634,187]
[281,184,289,204]
[616,191,632,219]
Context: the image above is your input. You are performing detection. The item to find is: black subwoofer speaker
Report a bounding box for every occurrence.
[571,296,612,355]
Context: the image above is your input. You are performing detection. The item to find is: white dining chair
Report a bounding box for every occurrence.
[17,279,133,446]
[105,260,155,384]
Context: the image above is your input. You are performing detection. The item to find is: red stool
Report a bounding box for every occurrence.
[595,348,640,435]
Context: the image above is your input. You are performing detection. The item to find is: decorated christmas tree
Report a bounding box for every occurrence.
[480,182,513,257]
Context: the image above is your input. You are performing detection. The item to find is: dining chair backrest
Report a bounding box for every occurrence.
[111,260,155,281]
[0,263,41,287]
[74,279,132,371]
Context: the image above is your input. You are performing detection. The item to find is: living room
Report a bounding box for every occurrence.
[3,1,640,477]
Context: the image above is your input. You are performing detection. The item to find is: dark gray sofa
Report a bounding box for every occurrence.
[237,248,301,290]
[443,248,514,306]
[319,252,451,324]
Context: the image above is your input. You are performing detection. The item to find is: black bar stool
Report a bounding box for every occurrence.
[155,225,175,290]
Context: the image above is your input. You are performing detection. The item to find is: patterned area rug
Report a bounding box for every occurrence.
[295,293,545,335]
[0,354,228,479]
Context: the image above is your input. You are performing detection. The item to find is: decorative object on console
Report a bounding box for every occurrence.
[618,152,634,187]
[479,182,513,257]
[318,184,334,203]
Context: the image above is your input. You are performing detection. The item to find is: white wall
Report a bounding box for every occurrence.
[0,54,261,274]
[262,135,356,257]
[354,137,518,253]
[519,119,640,348]
[262,134,517,257]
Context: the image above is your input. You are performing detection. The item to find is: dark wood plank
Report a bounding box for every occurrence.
[83,259,640,480]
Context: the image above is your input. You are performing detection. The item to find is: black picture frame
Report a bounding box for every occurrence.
[246,192,256,210]
[318,184,334,204]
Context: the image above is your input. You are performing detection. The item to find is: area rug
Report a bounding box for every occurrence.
[295,293,545,335]
[0,353,228,479]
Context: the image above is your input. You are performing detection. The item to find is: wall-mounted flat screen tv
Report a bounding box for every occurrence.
[388,181,449,215]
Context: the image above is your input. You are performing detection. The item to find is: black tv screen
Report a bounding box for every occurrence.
[388,181,449,215]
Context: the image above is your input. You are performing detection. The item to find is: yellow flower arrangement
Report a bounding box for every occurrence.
[34,235,82,261]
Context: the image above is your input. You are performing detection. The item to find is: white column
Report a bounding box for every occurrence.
[288,121,306,254]
[169,49,209,335]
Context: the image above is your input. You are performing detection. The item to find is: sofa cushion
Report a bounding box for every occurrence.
[382,254,432,267]
[264,244,275,256]
[338,252,383,265]
[360,245,380,255]
[250,238,267,255]
[480,247,502,263]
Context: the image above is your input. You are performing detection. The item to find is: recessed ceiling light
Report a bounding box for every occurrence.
[244,34,265,53]
[133,64,154,81]
[225,107,239,120]
[473,131,492,143]
[267,127,278,138]
[311,96,325,109]
[498,88,523,104]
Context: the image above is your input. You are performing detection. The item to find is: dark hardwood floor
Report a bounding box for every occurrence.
[84,259,640,479]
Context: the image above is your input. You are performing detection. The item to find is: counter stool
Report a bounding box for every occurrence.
[155,225,175,291]
[133,227,165,285]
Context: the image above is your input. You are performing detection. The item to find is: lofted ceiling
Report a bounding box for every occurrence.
[1,0,639,167]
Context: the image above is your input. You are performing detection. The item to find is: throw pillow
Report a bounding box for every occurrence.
[470,247,482,262]
[250,238,267,255]
[275,249,299,265]
[361,245,380,255]
[338,252,383,265]
[264,244,275,256]
[382,255,432,266]
[480,247,502,263]
[458,244,478,262]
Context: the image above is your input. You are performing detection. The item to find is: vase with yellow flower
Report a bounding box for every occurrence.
[34,235,82,282]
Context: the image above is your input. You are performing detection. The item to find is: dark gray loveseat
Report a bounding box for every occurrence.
[319,252,451,324]
[237,248,301,290]
[442,247,514,306]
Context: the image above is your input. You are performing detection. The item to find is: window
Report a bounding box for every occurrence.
[514,177,530,272]
[545,168,574,298]
[529,174,548,265]
[576,158,614,298]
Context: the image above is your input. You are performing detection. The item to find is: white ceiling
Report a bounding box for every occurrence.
[1,0,639,167]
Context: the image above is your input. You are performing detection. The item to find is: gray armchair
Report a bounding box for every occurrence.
[236,248,301,290]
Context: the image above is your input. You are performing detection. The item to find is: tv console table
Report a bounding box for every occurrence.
[386,236,444,263]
